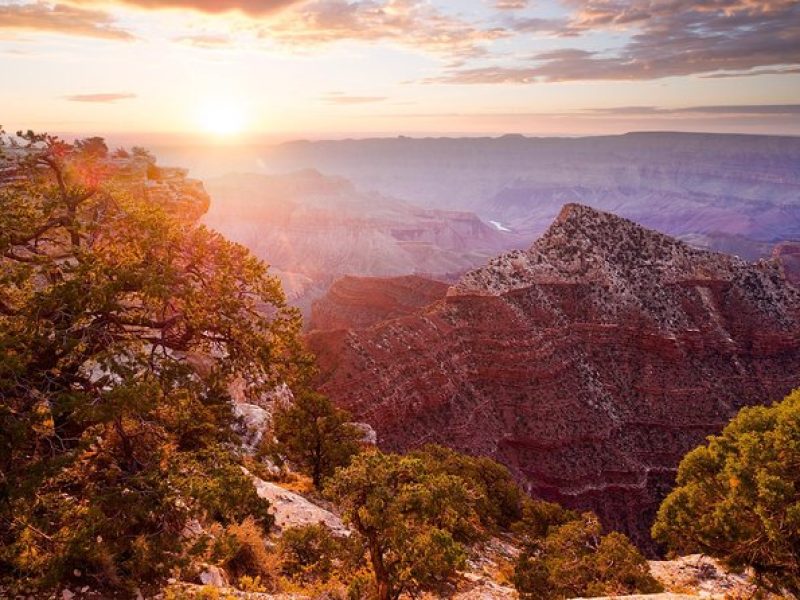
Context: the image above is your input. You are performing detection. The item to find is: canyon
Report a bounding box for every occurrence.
[202,170,520,312]
[254,132,800,259]
[307,203,800,551]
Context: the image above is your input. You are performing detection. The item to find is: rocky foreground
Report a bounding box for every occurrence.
[307,203,800,551]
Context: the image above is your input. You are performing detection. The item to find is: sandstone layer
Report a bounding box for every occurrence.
[309,274,449,331]
[307,203,800,551]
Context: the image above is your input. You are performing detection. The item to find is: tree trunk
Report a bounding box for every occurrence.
[368,537,391,600]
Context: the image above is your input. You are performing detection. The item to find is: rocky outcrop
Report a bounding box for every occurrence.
[774,241,800,286]
[309,274,449,331]
[307,204,800,552]
[251,475,349,536]
[647,555,759,598]
[0,149,211,223]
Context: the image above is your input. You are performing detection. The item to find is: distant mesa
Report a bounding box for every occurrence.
[202,169,522,315]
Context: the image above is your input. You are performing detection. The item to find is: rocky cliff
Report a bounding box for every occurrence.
[309,274,448,331]
[0,148,211,223]
[774,241,800,287]
[307,203,800,551]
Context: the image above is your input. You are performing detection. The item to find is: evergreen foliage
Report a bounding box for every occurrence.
[0,130,307,595]
[653,388,800,596]
[270,390,361,489]
[326,450,475,600]
[513,511,662,600]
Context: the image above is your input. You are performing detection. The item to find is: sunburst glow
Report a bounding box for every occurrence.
[195,100,248,136]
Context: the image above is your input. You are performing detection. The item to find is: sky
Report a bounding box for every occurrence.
[1,0,799,139]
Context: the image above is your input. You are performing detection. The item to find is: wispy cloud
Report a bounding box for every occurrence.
[699,67,800,79]
[0,2,134,40]
[495,0,528,8]
[174,33,233,48]
[438,0,800,82]
[322,93,388,105]
[72,0,301,16]
[64,92,137,103]
[265,0,506,60]
[586,104,800,115]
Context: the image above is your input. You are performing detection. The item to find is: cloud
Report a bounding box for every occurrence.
[174,33,233,48]
[504,16,571,34]
[586,104,800,115]
[265,0,507,60]
[437,0,800,82]
[0,2,134,40]
[495,0,528,8]
[322,93,388,105]
[64,92,137,102]
[72,0,301,15]
[699,67,800,79]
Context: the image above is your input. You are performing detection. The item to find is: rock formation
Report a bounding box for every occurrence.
[774,241,800,286]
[309,274,448,331]
[307,203,800,551]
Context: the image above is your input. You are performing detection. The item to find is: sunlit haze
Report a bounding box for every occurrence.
[0,0,798,139]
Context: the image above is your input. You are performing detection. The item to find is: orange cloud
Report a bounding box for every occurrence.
[64,92,137,102]
[266,0,506,59]
[0,2,134,40]
[71,0,301,15]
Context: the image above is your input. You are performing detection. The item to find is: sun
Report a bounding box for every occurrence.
[195,100,248,136]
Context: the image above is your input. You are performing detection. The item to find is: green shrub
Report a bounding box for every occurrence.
[513,513,661,600]
[652,388,800,597]
[279,524,339,582]
[326,450,473,600]
[270,391,362,489]
[411,444,524,530]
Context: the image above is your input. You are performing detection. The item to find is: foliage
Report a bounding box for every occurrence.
[278,524,346,583]
[512,512,661,600]
[411,444,524,531]
[652,389,800,597]
[512,496,578,542]
[326,450,476,600]
[214,517,276,583]
[270,390,362,489]
[0,130,308,595]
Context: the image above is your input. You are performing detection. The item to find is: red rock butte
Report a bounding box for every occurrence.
[307,203,800,552]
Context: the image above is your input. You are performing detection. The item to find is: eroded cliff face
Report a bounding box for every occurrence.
[307,203,800,552]
[309,274,449,332]
[774,241,800,287]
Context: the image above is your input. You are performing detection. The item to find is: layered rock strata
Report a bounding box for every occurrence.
[307,204,800,551]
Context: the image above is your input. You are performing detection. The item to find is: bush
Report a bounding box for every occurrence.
[217,517,275,582]
[652,389,800,597]
[512,497,578,542]
[512,513,661,600]
[411,444,524,530]
[271,391,362,489]
[279,524,339,582]
[326,451,474,600]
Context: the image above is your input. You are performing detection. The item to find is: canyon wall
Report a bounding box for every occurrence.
[307,204,800,551]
